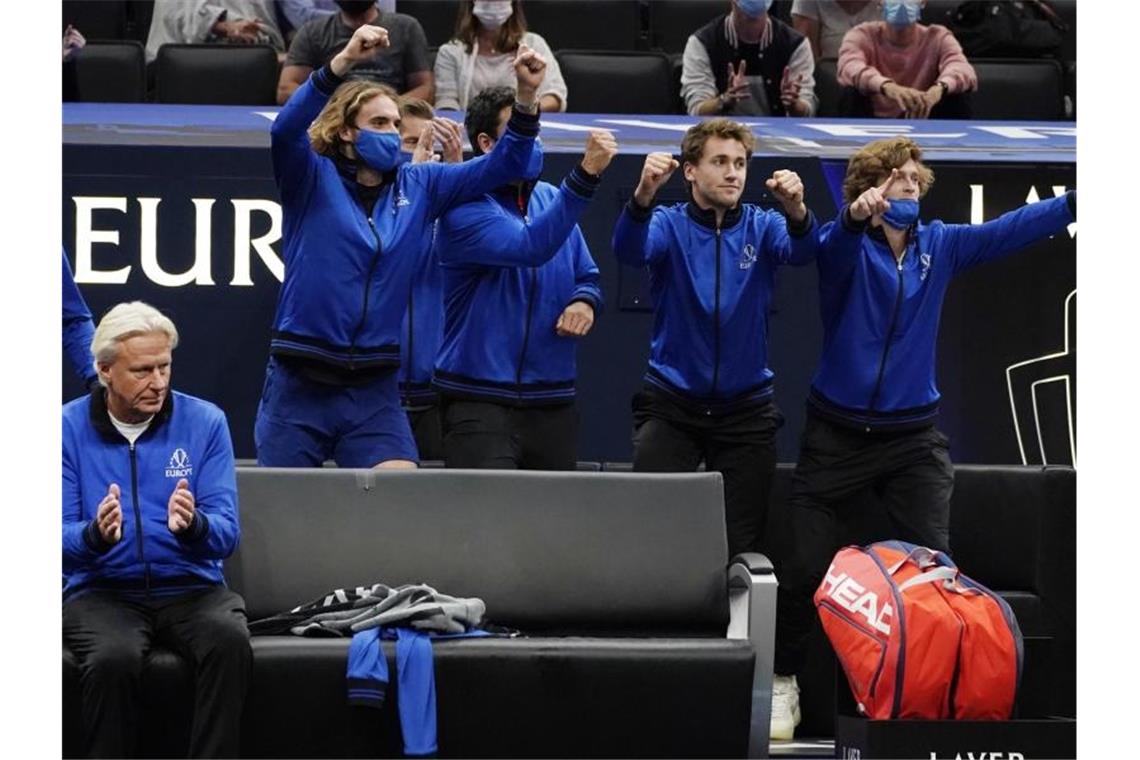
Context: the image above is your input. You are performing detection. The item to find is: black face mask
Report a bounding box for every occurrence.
[336,1,376,16]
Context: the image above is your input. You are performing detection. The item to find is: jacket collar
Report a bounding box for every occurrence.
[88,386,174,444]
[492,179,537,212]
[868,221,915,243]
[685,199,743,231]
[333,152,398,193]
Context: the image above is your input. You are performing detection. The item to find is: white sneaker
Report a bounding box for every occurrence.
[770,674,801,742]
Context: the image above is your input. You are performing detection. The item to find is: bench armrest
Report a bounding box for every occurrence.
[727,553,777,758]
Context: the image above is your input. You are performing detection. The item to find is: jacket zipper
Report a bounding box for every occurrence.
[866,246,907,429]
[710,226,723,400]
[516,268,538,402]
[348,215,384,368]
[129,442,151,596]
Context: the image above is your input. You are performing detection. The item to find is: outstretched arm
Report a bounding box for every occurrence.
[440,131,617,268]
[945,191,1075,274]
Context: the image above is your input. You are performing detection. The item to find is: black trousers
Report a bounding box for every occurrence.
[838,85,973,119]
[63,586,252,758]
[772,412,954,676]
[631,388,784,558]
[441,397,577,470]
[406,404,444,461]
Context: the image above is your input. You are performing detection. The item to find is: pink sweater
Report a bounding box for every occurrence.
[837,22,978,118]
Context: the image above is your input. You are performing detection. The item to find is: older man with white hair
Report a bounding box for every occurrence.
[62,301,250,758]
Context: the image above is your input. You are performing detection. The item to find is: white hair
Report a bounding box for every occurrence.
[91,302,179,386]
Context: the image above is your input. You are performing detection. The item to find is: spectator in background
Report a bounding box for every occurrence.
[434,1,568,113]
[63,302,250,757]
[837,0,977,118]
[682,0,817,117]
[433,86,613,470]
[145,0,286,64]
[63,24,86,102]
[397,99,466,461]
[279,0,395,31]
[278,1,432,105]
[63,249,99,390]
[791,0,879,60]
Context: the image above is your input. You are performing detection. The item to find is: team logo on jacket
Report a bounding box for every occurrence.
[165,448,193,478]
[919,252,932,281]
[739,243,757,270]
[395,190,410,208]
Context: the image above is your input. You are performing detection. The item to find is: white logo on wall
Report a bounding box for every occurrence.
[166,448,193,478]
[1006,291,1075,467]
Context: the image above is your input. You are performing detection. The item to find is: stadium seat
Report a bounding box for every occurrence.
[155,44,278,105]
[523,0,646,51]
[555,50,677,114]
[646,0,723,54]
[72,41,146,103]
[813,58,841,117]
[62,0,128,40]
[969,58,1066,120]
[124,0,155,45]
[398,0,461,47]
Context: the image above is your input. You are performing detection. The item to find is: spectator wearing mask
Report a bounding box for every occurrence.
[278,0,395,30]
[682,0,817,117]
[837,0,977,118]
[791,0,879,60]
[434,1,568,113]
[278,1,432,105]
[145,0,285,64]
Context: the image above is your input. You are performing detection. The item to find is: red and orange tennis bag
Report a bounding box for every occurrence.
[814,540,1023,720]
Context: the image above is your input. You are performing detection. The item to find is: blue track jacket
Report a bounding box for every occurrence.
[62,389,240,599]
[399,224,443,406]
[612,200,820,411]
[62,249,97,388]
[269,65,539,370]
[432,168,603,405]
[809,191,1076,431]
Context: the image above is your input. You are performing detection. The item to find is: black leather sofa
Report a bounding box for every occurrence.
[64,469,777,758]
[63,464,1075,754]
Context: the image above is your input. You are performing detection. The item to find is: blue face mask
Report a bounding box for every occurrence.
[882,0,921,28]
[397,150,414,167]
[354,129,403,172]
[882,198,920,229]
[736,0,773,19]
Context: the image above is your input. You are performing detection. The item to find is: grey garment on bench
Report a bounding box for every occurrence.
[290,583,487,636]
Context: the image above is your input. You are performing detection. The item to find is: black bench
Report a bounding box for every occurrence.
[64,469,777,758]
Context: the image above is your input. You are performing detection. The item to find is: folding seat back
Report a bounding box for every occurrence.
[156,44,278,105]
[555,49,676,114]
